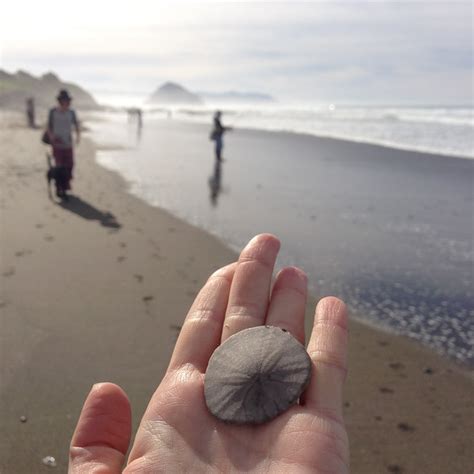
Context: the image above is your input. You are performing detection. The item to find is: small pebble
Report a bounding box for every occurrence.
[20,415,27,423]
[42,456,57,467]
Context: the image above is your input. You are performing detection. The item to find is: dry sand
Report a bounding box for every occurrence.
[1,112,472,473]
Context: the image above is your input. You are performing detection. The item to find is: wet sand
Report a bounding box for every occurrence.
[0,112,473,473]
[93,118,474,364]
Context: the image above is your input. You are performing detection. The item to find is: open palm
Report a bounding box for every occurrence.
[69,234,349,473]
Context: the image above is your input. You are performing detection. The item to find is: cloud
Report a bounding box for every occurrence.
[1,1,472,103]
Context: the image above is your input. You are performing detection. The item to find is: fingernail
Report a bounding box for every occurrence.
[246,234,280,251]
[91,383,104,392]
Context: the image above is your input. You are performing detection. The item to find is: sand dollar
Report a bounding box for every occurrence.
[204,325,312,424]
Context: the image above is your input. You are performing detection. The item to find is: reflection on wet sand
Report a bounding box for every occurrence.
[93,120,474,364]
[209,159,222,206]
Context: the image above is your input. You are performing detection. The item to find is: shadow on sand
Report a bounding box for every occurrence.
[59,195,122,229]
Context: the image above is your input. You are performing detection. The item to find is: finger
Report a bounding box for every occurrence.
[303,297,348,421]
[222,234,280,341]
[265,266,307,344]
[69,383,131,474]
[168,262,237,373]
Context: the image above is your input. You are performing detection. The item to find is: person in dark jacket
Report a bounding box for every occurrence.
[210,111,232,161]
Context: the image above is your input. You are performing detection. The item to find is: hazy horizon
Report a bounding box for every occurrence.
[1,1,472,106]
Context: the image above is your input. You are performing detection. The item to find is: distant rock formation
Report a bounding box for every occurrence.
[199,90,275,104]
[0,69,99,110]
[148,82,202,105]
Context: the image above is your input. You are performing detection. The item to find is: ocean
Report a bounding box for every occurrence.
[93,94,474,159]
[168,104,474,160]
[87,107,473,365]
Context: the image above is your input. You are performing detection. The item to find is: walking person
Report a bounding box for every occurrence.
[47,89,80,199]
[210,111,232,161]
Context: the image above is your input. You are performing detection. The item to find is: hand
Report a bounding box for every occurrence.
[69,234,349,473]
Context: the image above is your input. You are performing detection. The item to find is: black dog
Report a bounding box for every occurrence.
[46,153,69,200]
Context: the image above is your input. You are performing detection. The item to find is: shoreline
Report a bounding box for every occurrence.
[94,133,472,369]
[1,112,473,473]
[86,105,474,160]
[84,112,470,367]
[175,119,474,162]
[90,115,473,367]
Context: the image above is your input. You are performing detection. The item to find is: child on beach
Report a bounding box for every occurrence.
[47,89,80,198]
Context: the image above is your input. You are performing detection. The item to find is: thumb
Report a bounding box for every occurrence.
[69,383,131,473]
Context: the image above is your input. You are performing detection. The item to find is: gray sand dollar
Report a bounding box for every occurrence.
[204,325,312,424]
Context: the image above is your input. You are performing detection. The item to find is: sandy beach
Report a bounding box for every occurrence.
[1,112,473,473]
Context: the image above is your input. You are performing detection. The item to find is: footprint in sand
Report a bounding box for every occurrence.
[134,274,144,283]
[35,223,44,229]
[388,362,405,370]
[119,242,127,248]
[374,415,383,421]
[117,256,126,263]
[15,249,32,257]
[142,295,154,303]
[148,240,160,250]
[387,464,404,473]
[379,387,394,394]
[44,235,54,242]
[397,422,415,432]
[3,267,15,277]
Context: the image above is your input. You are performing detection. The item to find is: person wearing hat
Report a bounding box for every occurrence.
[47,89,80,198]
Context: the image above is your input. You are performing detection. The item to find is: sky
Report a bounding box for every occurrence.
[1,1,472,105]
